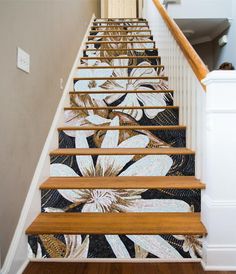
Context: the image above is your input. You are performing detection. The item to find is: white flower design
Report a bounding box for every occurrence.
[173,235,202,258]
[64,95,111,138]
[50,116,191,259]
[103,59,167,120]
[74,64,113,98]
[28,243,44,259]
[29,208,89,259]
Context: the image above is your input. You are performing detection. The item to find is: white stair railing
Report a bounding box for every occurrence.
[143,0,208,179]
[144,0,236,271]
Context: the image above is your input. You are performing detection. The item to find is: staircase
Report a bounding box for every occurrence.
[26,18,206,261]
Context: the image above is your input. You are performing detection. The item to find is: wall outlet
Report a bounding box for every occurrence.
[17,47,30,73]
[60,78,64,90]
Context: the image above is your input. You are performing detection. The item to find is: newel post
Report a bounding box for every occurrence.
[201,71,236,270]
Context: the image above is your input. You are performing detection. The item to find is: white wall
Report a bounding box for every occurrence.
[213,1,236,68]
[166,0,233,19]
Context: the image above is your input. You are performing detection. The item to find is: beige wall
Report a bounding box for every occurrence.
[0,0,100,265]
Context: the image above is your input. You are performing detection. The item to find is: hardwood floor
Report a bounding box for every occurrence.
[23,263,236,274]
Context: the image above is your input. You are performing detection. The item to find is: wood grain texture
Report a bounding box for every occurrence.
[88,35,152,38]
[91,26,149,30]
[50,147,194,156]
[93,21,148,23]
[77,65,164,69]
[40,176,205,190]
[89,30,152,33]
[152,0,209,87]
[58,125,185,131]
[86,41,155,44]
[80,56,160,60]
[93,22,148,25]
[23,262,236,274]
[64,106,178,110]
[26,212,206,235]
[69,89,173,94]
[84,47,154,51]
[73,76,167,81]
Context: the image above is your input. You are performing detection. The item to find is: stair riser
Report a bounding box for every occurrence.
[58,127,185,149]
[88,35,154,41]
[41,188,200,213]
[83,48,158,56]
[80,57,160,66]
[50,154,195,176]
[91,28,150,32]
[28,234,203,259]
[86,42,155,46]
[70,91,173,103]
[64,108,179,129]
[90,31,151,35]
[93,22,148,27]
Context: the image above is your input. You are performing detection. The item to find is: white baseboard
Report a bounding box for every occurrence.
[1,14,95,274]
[16,260,29,274]
[201,194,236,270]
[201,244,236,271]
[201,195,236,245]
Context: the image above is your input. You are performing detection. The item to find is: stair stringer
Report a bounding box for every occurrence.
[0,14,96,274]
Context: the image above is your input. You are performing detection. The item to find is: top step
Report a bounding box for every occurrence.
[93,22,148,25]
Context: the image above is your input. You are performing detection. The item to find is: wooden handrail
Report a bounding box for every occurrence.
[152,0,209,88]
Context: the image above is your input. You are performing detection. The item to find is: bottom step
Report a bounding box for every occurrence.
[27,213,205,260]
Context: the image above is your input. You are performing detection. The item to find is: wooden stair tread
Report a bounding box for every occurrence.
[92,26,149,28]
[64,106,178,110]
[40,176,205,190]
[73,76,167,81]
[77,65,163,69]
[93,21,148,23]
[93,22,148,24]
[69,90,173,94]
[81,56,160,60]
[50,147,194,156]
[89,30,152,33]
[91,27,150,30]
[86,41,155,44]
[58,125,185,131]
[84,47,155,51]
[95,18,146,20]
[88,35,152,39]
[26,212,206,235]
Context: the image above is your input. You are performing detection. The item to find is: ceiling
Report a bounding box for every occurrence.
[175,18,231,45]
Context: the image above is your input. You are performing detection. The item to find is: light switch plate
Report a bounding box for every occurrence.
[17,47,30,73]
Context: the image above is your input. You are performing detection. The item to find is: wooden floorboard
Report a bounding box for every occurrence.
[23,262,236,274]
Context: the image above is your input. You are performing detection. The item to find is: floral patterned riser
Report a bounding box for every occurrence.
[41,188,200,213]
[88,35,153,42]
[81,56,160,66]
[94,19,147,22]
[88,31,152,37]
[58,128,186,149]
[50,155,195,176]
[93,23,148,27]
[65,107,177,129]
[28,233,202,259]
